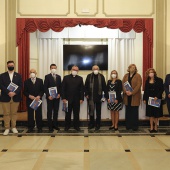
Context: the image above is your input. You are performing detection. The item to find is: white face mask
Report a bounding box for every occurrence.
[51,69,56,74]
[111,74,117,79]
[30,73,36,78]
[72,70,77,76]
[93,70,99,75]
[149,73,154,78]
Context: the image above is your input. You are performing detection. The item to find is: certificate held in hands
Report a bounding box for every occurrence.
[124,81,133,92]
[30,99,42,110]
[109,91,116,103]
[48,87,58,99]
[7,82,18,92]
[148,97,161,108]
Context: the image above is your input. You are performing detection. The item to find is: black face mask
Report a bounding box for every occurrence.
[8,66,14,71]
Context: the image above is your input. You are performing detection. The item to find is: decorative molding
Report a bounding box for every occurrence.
[103,0,155,17]
[17,0,70,16]
[74,0,98,17]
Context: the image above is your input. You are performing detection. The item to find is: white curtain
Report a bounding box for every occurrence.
[108,38,135,79]
[38,38,63,119]
[38,38,63,80]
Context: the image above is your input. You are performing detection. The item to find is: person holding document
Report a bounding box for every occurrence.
[44,64,61,132]
[143,68,164,133]
[85,65,107,131]
[61,65,84,131]
[164,74,170,115]
[23,69,44,133]
[107,70,123,131]
[0,61,22,135]
[122,64,142,131]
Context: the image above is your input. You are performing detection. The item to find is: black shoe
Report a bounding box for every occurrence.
[64,127,69,131]
[95,126,100,131]
[49,128,54,132]
[132,128,138,131]
[109,126,114,130]
[114,127,118,131]
[38,129,42,133]
[74,127,80,131]
[153,129,158,133]
[88,125,94,129]
[149,129,154,133]
[27,129,33,133]
[53,126,60,131]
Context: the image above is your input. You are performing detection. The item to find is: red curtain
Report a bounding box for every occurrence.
[16,18,153,111]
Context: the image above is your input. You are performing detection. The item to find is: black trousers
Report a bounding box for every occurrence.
[47,98,60,129]
[166,98,170,115]
[89,102,101,128]
[27,103,42,130]
[125,105,139,130]
[65,99,80,129]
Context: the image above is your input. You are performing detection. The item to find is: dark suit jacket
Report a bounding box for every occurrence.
[61,74,84,102]
[44,73,61,99]
[143,76,164,101]
[23,78,44,105]
[106,79,123,102]
[85,73,107,101]
[0,71,22,102]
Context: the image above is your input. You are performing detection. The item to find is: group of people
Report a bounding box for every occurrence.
[0,61,170,136]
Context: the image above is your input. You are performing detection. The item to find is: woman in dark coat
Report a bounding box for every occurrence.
[107,70,123,130]
[143,68,164,133]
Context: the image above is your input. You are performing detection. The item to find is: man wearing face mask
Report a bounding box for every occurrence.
[85,65,107,131]
[44,64,61,132]
[61,65,84,131]
[23,69,44,133]
[0,61,22,135]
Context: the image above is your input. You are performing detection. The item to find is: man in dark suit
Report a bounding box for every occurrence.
[0,61,22,135]
[61,65,84,131]
[44,64,61,132]
[23,69,44,133]
[164,74,170,115]
[85,65,107,131]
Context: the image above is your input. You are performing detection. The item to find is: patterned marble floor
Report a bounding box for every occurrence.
[1,132,170,170]
[1,126,170,136]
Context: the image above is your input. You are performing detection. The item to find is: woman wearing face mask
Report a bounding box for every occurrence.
[107,70,123,130]
[122,64,142,131]
[143,68,164,133]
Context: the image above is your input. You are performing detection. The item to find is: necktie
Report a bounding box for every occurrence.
[53,74,56,82]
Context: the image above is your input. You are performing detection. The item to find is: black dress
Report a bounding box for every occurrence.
[107,81,123,111]
[143,76,164,118]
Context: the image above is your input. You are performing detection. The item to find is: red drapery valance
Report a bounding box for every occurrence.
[16,18,153,111]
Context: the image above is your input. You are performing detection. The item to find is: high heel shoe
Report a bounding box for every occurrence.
[109,126,114,130]
[149,129,154,133]
[114,127,118,131]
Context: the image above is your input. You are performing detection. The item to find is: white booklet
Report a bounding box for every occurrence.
[109,91,116,103]
[29,99,42,110]
[148,97,161,108]
[48,87,58,99]
[123,81,133,92]
[7,82,18,92]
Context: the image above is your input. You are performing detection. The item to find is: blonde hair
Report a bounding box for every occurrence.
[110,70,119,80]
[127,64,138,72]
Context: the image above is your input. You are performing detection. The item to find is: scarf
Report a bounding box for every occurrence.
[88,73,102,116]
